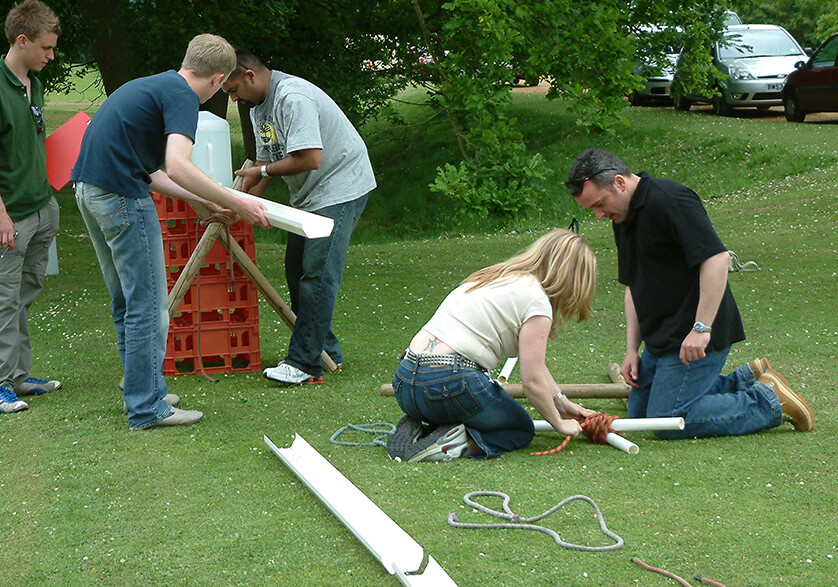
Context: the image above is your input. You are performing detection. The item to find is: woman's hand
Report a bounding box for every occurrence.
[554,417,583,437]
[555,394,595,421]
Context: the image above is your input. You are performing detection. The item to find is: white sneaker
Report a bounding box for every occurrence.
[406,424,470,462]
[16,377,62,396]
[263,361,323,385]
[0,385,28,413]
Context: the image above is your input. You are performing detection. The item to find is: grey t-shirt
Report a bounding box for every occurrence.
[252,71,376,211]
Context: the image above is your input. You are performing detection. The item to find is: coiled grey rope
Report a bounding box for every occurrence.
[728,251,759,272]
[329,422,395,447]
[448,491,624,552]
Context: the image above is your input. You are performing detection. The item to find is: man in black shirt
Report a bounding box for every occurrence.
[566,147,814,438]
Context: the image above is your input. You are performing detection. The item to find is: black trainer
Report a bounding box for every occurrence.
[386,415,425,460]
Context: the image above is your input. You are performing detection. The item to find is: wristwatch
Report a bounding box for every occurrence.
[693,321,712,333]
[553,390,564,403]
[260,164,270,178]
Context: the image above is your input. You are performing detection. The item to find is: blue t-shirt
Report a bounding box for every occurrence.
[72,70,199,197]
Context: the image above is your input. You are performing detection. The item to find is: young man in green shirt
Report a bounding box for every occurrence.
[0,0,62,413]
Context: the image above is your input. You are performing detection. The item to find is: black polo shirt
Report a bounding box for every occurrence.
[613,172,745,356]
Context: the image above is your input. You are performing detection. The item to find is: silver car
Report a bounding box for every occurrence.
[674,24,807,115]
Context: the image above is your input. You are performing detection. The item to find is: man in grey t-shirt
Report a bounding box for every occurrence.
[223,48,375,385]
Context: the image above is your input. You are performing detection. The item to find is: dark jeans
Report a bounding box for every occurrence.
[627,346,782,439]
[393,357,535,459]
[284,195,368,376]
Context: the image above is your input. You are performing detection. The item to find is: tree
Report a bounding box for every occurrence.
[4,0,733,220]
[727,0,834,49]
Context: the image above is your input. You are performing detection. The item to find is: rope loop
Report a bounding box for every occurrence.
[531,412,621,456]
[329,422,395,447]
[448,491,624,552]
[581,412,619,444]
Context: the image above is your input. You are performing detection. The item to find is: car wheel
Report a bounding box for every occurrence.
[712,94,733,117]
[673,93,692,111]
[783,91,805,122]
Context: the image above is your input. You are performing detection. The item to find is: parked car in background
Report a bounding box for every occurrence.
[782,32,838,122]
[630,12,740,107]
[673,24,808,116]
[630,45,680,106]
[722,10,742,27]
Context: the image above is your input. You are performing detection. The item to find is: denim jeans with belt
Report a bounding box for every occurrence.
[284,194,368,376]
[75,182,172,430]
[627,346,782,439]
[393,356,535,458]
[0,196,59,390]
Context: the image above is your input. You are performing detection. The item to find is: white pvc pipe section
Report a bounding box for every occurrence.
[533,417,683,433]
[606,432,639,455]
[610,417,684,432]
[497,357,518,383]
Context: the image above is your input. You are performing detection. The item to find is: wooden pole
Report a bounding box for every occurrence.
[379,381,629,398]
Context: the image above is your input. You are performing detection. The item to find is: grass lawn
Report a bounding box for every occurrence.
[1,88,835,585]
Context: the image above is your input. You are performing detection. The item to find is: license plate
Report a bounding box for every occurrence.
[766,82,784,91]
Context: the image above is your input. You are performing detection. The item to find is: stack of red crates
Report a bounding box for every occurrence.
[152,193,261,376]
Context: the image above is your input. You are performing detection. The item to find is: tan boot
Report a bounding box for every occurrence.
[748,357,790,387]
[758,373,814,432]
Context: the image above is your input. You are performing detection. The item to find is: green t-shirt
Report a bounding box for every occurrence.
[0,59,51,222]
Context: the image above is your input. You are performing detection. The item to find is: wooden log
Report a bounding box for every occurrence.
[607,362,631,406]
[379,382,629,398]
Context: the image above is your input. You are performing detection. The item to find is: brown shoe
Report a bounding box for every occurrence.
[748,357,790,387]
[758,373,814,432]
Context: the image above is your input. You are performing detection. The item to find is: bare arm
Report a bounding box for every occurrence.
[680,251,729,365]
[519,316,590,436]
[160,133,270,228]
[235,148,322,194]
[621,287,642,388]
[0,196,14,250]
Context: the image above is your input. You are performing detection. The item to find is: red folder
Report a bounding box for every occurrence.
[45,111,92,190]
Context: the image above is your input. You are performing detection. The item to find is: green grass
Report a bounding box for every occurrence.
[5,89,836,584]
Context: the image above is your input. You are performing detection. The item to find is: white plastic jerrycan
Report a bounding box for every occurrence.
[191,111,233,187]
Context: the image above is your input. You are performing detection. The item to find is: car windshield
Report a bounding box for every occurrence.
[719,29,801,59]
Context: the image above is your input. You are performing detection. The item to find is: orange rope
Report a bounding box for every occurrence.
[530,412,620,456]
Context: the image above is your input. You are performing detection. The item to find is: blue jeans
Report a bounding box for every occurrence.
[627,346,782,439]
[75,183,172,430]
[0,197,59,389]
[392,357,535,459]
[284,194,368,376]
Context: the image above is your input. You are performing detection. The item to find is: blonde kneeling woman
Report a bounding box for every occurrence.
[387,229,597,462]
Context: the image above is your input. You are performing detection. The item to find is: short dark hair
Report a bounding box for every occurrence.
[5,0,60,45]
[227,47,268,82]
[565,148,632,197]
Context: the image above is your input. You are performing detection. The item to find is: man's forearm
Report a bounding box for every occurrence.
[695,251,730,326]
[624,287,642,353]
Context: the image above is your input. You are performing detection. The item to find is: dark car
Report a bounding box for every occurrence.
[782,32,838,122]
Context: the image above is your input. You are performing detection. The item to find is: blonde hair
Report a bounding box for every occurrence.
[463,229,596,336]
[5,0,60,45]
[180,33,236,78]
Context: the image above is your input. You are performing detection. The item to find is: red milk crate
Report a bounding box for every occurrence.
[153,192,263,376]
[164,322,261,375]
